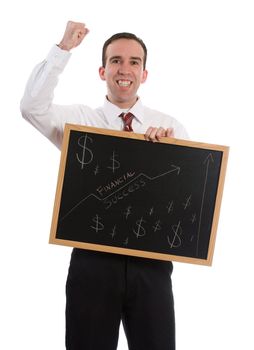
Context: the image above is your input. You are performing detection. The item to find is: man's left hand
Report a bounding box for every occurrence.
[145,127,174,142]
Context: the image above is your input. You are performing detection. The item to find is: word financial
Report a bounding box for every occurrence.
[96,171,136,197]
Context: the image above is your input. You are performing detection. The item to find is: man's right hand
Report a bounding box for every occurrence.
[58,21,89,51]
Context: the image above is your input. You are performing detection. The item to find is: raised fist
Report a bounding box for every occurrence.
[58,21,89,51]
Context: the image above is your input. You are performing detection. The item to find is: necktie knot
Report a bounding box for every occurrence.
[119,112,134,132]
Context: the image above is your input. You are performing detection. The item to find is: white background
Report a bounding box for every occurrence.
[1,0,254,349]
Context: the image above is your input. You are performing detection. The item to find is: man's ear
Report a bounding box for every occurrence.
[141,69,148,84]
[99,66,106,81]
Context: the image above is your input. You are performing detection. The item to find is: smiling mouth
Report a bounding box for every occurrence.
[117,80,132,87]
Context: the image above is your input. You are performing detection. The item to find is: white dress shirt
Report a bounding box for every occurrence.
[20,45,189,150]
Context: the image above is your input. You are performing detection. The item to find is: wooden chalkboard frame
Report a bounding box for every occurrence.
[49,124,229,266]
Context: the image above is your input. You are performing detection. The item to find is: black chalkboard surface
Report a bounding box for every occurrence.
[49,124,229,265]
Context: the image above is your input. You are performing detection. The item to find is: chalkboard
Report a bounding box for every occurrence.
[49,124,229,265]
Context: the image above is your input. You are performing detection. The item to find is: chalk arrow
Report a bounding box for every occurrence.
[149,164,181,180]
[196,153,214,256]
[203,153,214,166]
[60,164,181,221]
[170,165,181,175]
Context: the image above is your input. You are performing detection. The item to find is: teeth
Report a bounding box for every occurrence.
[118,80,131,87]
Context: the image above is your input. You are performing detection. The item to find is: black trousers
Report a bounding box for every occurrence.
[66,249,175,350]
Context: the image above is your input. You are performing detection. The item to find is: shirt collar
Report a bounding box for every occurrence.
[103,97,145,125]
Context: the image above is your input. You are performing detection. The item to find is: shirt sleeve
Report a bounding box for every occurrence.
[173,120,190,140]
[20,45,74,149]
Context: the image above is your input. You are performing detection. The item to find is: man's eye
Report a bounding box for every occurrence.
[112,59,120,64]
[131,61,140,66]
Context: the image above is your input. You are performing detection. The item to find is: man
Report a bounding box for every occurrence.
[21,21,188,350]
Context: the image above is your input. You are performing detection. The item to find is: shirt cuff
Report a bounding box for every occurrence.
[46,44,72,68]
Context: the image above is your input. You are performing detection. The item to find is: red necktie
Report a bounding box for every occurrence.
[119,112,134,132]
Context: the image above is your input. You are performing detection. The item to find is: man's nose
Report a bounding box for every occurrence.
[118,62,130,74]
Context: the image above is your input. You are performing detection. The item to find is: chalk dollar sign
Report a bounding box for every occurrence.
[76,134,94,169]
[153,220,162,232]
[107,151,120,173]
[167,221,182,248]
[91,215,104,233]
[133,217,146,238]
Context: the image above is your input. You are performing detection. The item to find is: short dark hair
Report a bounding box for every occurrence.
[102,32,147,69]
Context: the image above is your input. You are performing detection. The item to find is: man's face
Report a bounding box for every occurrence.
[99,38,148,109]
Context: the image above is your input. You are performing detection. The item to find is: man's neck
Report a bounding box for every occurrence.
[106,95,139,109]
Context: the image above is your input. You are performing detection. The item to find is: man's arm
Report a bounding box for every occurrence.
[20,21,89,148]
[20,21,89,115]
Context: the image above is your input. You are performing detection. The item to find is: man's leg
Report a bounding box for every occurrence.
[122,257,175,350]
[65,249,125,350]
